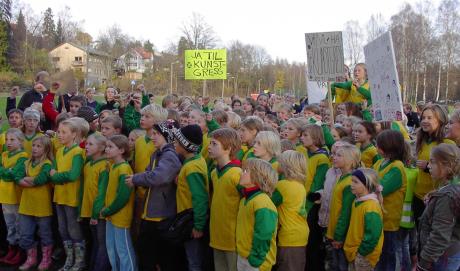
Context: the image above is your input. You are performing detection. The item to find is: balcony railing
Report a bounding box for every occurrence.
[72,61,84,66]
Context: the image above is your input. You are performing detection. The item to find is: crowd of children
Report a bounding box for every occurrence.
[0,64,460,271]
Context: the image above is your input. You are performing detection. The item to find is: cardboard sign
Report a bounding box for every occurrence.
[185,49,227,80]
[364,31,403,121]
[307,81,328,104]
[305,31,344,82]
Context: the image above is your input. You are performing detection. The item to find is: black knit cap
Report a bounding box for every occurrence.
[77,106,98,122]
[173,124,203,153]
[153,120,179,143]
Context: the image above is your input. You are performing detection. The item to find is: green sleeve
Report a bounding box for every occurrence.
[142,94,149,108]
[357,84,372,103]
[51,154,84,184]
[186,172,209,231]
[372,154,382,166]
[92,170,109,219]
[306,163,329,212]
[123,105,141,132]
[206,119,220,133]
[236,149,244,161]
[95,102,102,114]
[334,186,355,242]
[271,189,283,207]
[380,167,403,197]
[246,151,256,160]
[2,157,27,183]
[101,174,133,217]
[248,208,278,268]
[32,163,52,185]
[322,125,335,150]
[202,105,210,113]
[358,211,383,256]
[362,109,373,121]
[332,81,352,91]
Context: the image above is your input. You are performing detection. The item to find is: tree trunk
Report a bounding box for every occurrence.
[414,72,419,103]
[445,64,449,103]
[202,80,207,97]
[422,65,427,101]
[436,61,442,101]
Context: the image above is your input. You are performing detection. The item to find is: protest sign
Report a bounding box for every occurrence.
[185,49,227,80]
[307,80,328,104]
[305,31,344,82]
[364,31,403,121]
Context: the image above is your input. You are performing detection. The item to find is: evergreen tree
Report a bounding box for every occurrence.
[11,10,26,72]
[143,39,154,53]
[55,18,64,46]
[0,0,12,70]
[42,7,56,49]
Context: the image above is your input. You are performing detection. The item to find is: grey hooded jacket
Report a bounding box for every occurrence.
[132,143,181,219]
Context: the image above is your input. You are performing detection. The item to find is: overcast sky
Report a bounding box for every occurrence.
[26,0,434,62]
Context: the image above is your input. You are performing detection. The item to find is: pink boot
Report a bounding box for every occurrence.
[19,247,37,270]
[38,245,53,271]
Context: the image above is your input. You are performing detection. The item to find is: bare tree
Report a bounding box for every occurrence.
[180,13,219,50]
[366,13,387,42]
[343,20,364,66]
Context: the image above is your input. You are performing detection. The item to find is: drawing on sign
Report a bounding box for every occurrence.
[185,49,227,80]
[307,80,328,104]
[305,32,344,82]
[364,31,403,122]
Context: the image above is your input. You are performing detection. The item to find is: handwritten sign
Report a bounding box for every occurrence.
[307,80,328,104]
[185,49,227,80]
[305,32,344,82]
[364,31,403,121]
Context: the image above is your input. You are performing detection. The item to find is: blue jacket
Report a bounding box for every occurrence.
[132,143,181,219]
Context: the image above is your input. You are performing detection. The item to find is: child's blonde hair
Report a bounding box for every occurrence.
[243,158,278,196]
[68,117,89,141]
[336,144,361,169]
[129,129,146,140]
[302,124,325,148]
[284,118,307,134]
[227,111,241,129]
[278,150,306,183]
[87,133,107,154]
[141,104,168,123]
[431,143,460,181]
[59,119,80,144]
[255,131,281,158]
[30,135,53,163]
[241,117,263,132]
[6,128,25,147]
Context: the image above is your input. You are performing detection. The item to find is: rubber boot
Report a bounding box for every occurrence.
[19,247,37,270]
[70,242,85,271]
[58,241,74,271]
[4,245,24,265]
[0,245,16,263]
[38,245,53,271]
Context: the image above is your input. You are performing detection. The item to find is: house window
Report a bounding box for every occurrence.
[52,57,60,62]
[75,56,82,62]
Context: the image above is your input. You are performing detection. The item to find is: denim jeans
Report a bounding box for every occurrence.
[433,250,460,271]
[2,204,19,245]
[184,237,205,271]
[396,228,411,271]
[106,221,137,271]
[55,204,83,242]
[376,231,400,271]
[331,247,348,271]
[90,220,110,271]
[18,214,53,250]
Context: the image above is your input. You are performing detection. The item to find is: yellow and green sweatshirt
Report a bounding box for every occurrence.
[271,180,308,247]
[344,197,383,267]
[176,154,209,231]
[414,138,455,200]
[236,188,278,271]
[134,135,156,199]
[19,159,52,217]
[0,149,28,204]
[23,132,43,154]
[360,143,381,168]
[331,81,371,105]
[210,162,242,251]
[326,173,355,242]
[102,161,134,228]
[51,144,84,207]
[80,157,109,219]
[305,148,330,213]
[373,159,407,231]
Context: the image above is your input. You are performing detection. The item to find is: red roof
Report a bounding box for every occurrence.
[133,47,153,59]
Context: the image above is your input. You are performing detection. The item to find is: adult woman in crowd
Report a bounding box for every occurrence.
[447,109,460,148]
